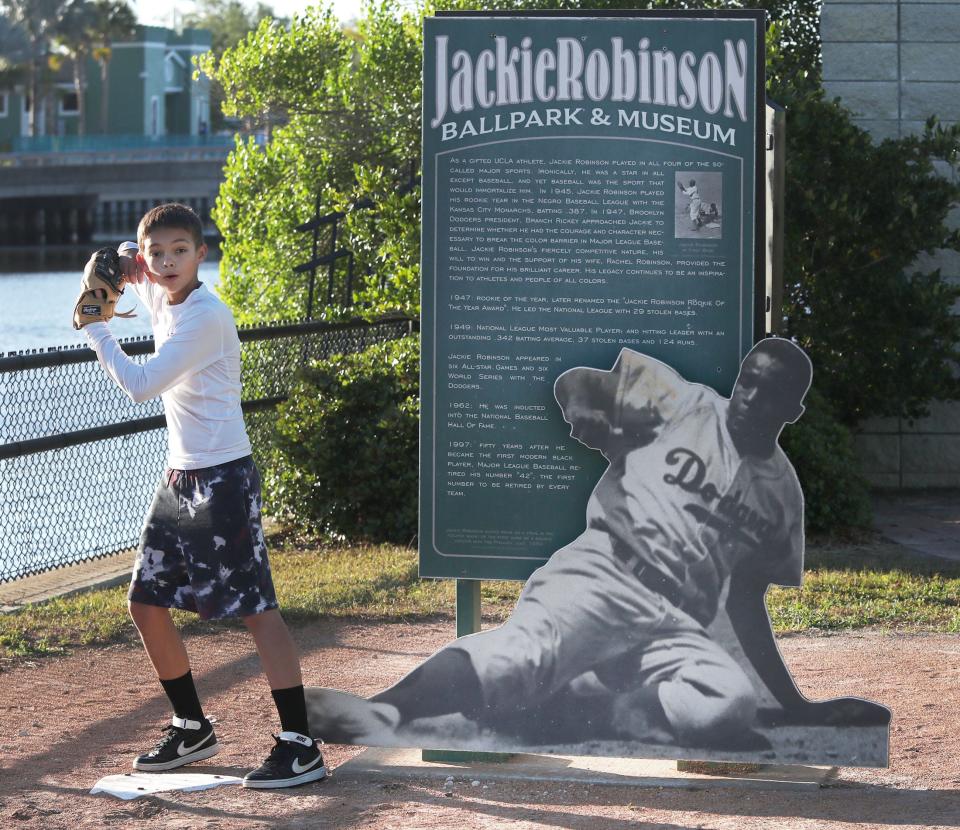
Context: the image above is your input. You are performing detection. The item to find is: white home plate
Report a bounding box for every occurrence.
[90,772,243,800]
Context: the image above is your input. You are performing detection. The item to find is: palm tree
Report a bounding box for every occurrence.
[54,0,96,136]
[0,13,31,90]
[1,0,68,136]
[89,0,136,134]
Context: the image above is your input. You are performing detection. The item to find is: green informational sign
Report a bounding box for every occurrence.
[420,10,766,579]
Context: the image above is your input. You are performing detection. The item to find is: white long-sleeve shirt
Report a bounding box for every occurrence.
[84,279,252,470]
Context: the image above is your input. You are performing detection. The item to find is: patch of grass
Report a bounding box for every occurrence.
[768,538,960,633]
[270,540,521,621]
[0,543,521,662]
[0,535,957,663]
[0,585,132,659]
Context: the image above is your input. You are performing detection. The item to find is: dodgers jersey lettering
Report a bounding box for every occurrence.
[568,350,802,620]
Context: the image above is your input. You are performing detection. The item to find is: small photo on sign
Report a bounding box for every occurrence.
[675,171,723,240]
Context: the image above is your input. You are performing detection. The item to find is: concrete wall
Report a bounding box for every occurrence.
[169,29,212,136]
[142,29,168,137]
[822,0,960,488]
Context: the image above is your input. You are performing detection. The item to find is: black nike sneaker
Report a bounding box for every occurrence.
[242,731,328,789]
[133,716,220,771]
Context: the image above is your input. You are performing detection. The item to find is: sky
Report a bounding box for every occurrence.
[135,0,367,28]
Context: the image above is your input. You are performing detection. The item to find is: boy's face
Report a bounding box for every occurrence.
[140,226,207,305]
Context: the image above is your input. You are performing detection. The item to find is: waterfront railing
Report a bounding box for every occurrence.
[10,133,261,153]
[1,133,267,167]
[0,315,415,584]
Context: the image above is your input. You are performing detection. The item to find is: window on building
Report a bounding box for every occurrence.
[164,52,186,92]
[59,92,79,116]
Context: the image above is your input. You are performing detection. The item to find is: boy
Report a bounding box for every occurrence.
[75,203,327,789]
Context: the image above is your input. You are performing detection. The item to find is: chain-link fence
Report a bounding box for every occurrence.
[0,315,415,583]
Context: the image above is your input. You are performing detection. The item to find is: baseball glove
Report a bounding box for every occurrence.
[72,247,137,330]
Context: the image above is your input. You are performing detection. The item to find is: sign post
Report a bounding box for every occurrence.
[420,577,513,763]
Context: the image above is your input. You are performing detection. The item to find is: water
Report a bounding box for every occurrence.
[0,260,223,581]
[0,261,222,353]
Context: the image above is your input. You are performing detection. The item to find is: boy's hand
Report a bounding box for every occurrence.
[117,242,154,286]
[141,254,161,285]
[119,252,152,285]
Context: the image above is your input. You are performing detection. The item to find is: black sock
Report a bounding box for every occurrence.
[159,670,205,724]
[272,685,310,737]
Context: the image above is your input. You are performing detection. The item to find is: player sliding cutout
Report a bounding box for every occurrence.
[307,340,890,764]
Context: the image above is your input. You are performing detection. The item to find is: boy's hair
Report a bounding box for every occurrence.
[137,203,204,248]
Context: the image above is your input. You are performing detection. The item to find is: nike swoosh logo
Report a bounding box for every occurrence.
[177,735,210,756]
[292,755,322,775]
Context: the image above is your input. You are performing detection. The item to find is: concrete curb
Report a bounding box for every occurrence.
[873,491,960,562]
[336,747,836,791]
[0,549,134,613]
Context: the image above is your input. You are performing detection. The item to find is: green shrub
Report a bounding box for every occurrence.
[266,334,420,544]
[781,386,873,534]
[782,96,960,425]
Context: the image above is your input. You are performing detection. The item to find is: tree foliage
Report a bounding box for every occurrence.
[780,387,873,533]
[55,0,136,136]
[88,0,137,134]
[782,103,960,423]
[206,0,960,431]
[1,0,69,136]
[267,334,420,543]
[198,1,422,324]
[184,0,281,131]
[0,12,30,87]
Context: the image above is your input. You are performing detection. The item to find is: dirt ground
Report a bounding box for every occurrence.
[0,620,958,830]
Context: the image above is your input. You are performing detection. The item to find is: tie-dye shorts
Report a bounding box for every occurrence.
[128,455,279,620]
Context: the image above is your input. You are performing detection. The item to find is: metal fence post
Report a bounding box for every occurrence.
[306,190,322,320]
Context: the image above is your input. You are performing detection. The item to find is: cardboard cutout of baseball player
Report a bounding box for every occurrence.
[306,339,891,765]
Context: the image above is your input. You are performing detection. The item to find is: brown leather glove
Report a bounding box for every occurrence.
[72,247,136,330]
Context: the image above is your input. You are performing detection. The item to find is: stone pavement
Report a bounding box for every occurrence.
[0,548,134,612]
[339,747,833,792]
[872,490,960,562]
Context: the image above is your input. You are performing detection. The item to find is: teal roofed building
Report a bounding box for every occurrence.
[0,24,212,151]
